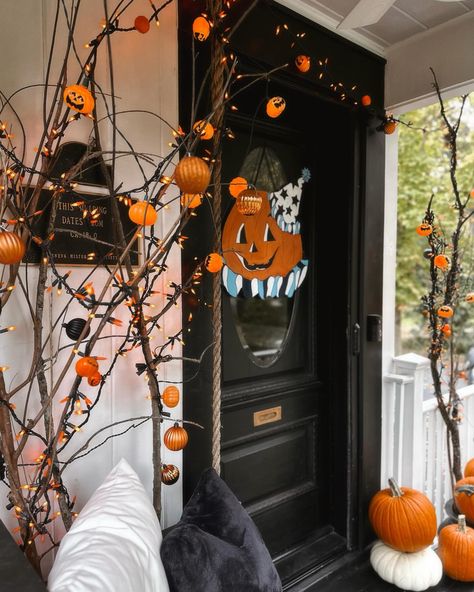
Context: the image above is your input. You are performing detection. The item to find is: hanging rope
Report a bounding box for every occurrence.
[209,0,226,474]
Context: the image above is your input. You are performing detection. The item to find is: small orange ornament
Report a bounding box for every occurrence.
[361,95,372,107]
[162,385,180,408]
[164,423,189,451]
[266,97,286,118]
[63,85,95,115]
[205,253,224,273]
[441,324,452,337]
[470,189,474,198]
[416,223,432,237]
[181,193,202,209]
[438,305,454,318]
[75,356,99,378]
[384,120,397,135]
[466,293,474,303]
[295,55,310,73]
[161,464,180,485]
[193,16,210,42]
[134,15,150,33]
[87,372,102,387]
[236,188,265,216]
[229,177,248,198]
[174,156,211,194]
[193,120,214,140]
[0,232,25,264]
[434,254,449,271]
[128,201,157,226]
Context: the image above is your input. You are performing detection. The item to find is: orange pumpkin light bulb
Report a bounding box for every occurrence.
[128,201,157,226]
[193,120,214,140]
[162,385,180,408]
[229,177,248,198]
[175,156,211,194]
[416,223,432,236]
[0,232,26,264]
[205,253,224,273]
[434,254,449,270]
[63,85,95,115]
[87,372,102,387]
[181,193,202,209]
[295,55,310,73]
[441,324,452,337]
[193,16,210,42]
[384,121,397,135]
[134,15,150,33]
[75,356,99,378]
[266,97,286,119]
[361,95,372,107]
[438,305,454,318]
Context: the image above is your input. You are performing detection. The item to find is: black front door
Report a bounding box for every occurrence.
[180,0,385,587]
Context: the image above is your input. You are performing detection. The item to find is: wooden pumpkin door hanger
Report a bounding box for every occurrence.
[222,168,310,298]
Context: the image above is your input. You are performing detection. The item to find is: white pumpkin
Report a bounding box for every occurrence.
[370,540,443,592]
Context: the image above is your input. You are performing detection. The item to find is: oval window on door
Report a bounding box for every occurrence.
[229,146,297,367]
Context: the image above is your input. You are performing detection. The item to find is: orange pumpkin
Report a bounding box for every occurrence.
[193,120,214,140]
[0,232,25,264]
[361,95,372,106]
[438,305,454,318]
[439,515,474,581]
[174,156,210,194]
[205,253,224,273]
[134,15,150,33]
[128,201,157,226]
[229,177,248,198]
[454,477,474,522]
[87,372,102,387]
[416,223,432,236]
[384,120,397,135]
[236,188,265,216]
[465,459,474,478]
[181,193,202,209]
[63,85,95,115]
[162,385,180,408]
[295,55,310,73]
[75,356,99,378]
[161,463,180,485]
[266,97,286,118]
[434,254,449,270]
[163,423,188,451]
[368,478,437,552]
[193,16,210,42]
[441,324,452,337]
[222,193,302,281]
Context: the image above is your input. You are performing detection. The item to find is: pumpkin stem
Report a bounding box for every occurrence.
[458,514,467,533]
[388,477,404,497]
[455,485,474,497]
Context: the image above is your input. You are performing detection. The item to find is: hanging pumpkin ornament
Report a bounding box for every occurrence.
[383,120,397,135]
[162,385,180,408]
[454,477,474,523]
[439,515,474,582]
[423,248,433,260]
[434,254,449,270]
[181,193,202,209]
[361,95,372,107]
[266,96,286,119]
[193,120,214,140]
[0,232,25,264]
[236,188,265,216]
[192,16,210,42]
[368,478,437,552]
[295,55,310,73]
[465,292,474,303]
[464,459,474,478]
[205,253,224,273]
[174,156,211,194]
[63,318,90,341]
[63,85,95,115]
[75,356,99,378]
[416,223,432,237]
[441,324,452,337]
[370,540,442,592]
[438,305,454,318]
[229,177,248,198]
[128,201,157,226]
[161,464,180,485]
[87,372,102,387]
[164,423,189,451]
[134,15,150,34]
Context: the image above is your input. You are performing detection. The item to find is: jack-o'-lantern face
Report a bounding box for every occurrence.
[295,55,310,73]
[63,85,95,114]
[222,194,302,281]
[193,16,210,41]
[266,96,286,119]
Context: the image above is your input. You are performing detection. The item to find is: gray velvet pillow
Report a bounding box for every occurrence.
[160,468,282,592]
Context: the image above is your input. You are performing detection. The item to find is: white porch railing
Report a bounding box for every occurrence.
[382,353,474,522]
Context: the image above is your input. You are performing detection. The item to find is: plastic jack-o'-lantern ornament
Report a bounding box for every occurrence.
[295,55,310,73]
[441,324,452,337]
[162,385,180,408]
[181,193,202,209]
[75,356,99,378]
[236,188,265,216]
[0,231,25,264]
[63,85,95,115]
[128,201,157,226]
[222,169,310,298]
[361,95,372,107]
[438,305,454,319]
[465,293,474,303]
[384,120,397,135]
[164,423,188,451]
[229,177,248,198]
[87,372,102,387]
[193,119,214,140]
[416,223,432,237]
[134,15,150,34]
[161,464,180,485]
[266,96,286,119]
[193,16,210,41]
[175,156,210,194]
[205,253,224,273]
[434,254,449,271]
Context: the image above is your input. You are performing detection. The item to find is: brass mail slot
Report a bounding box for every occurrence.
[253,406,282,427]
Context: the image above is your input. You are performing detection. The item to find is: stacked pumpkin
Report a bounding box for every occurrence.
[368,478,442,591]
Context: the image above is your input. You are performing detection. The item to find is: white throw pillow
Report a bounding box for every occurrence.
[48,458,169,592]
